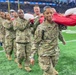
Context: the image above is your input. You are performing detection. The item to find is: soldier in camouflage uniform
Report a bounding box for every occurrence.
[30,6,65,75]
[0,11,2,45]
[13,9,32,71]
[0,12,6,50]
[33,5,43,34]
[31,6,44,55]
[33,6,66,45]
[3,13,16,60]
[12,11,18,63]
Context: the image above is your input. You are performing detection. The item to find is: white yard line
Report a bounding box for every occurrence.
[0,40,76,53]
[62,30,76,34]
[59,39,76,44]
[0,50,4,52]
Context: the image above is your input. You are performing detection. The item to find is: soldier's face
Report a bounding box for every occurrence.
[18,11,24,19]
[10,11,15,17]
[13,12,18,18]
[34,7,40,15]
[1,12,5,19]
[43,8,53,21]
[6,13,11,20]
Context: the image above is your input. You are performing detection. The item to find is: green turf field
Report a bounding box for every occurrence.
[0,26,76,75]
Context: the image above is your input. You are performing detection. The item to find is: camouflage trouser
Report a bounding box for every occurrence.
[0,35,5,49]
[13,39,17,58]
[2,37,5,50]
[51,50,60,67]
[4,38,16,57]
[38,48,60,75]
[16,43,31,67]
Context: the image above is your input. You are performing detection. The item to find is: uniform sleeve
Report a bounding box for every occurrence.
[3,20,13,29]
[34,26,42,44]
[33,18,40,34]
[58,31,65,43]
[13,20,17,30]
[30,26,42,58]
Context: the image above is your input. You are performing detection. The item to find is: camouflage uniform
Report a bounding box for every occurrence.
[30,14,41,56]
[32,14,40,35]
[12,19,17,59]
[33,16,65,44]
[0,17,5,47]
[3,20,16,57]
[14,17,32,67]
[58,31,65,44]
[31,21,64,75]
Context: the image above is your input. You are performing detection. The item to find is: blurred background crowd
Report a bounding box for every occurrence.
[0,0,76,13]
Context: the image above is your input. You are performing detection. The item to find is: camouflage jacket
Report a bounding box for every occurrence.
[0,17,5,41]
[31,21,63,57]
[13,17,32,43]
[3,19,15,39]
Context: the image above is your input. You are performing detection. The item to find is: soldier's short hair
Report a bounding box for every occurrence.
[18,9,24,13]
[33,5,40,8]
[43,6,51,12]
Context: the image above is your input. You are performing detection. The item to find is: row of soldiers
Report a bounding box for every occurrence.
[0,5,66,75]
[0,9,35,71]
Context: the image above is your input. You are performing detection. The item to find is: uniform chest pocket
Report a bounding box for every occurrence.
[44,27,52,40]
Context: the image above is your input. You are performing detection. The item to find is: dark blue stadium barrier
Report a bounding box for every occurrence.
[28,1,56,6]
[0,0,56,6]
